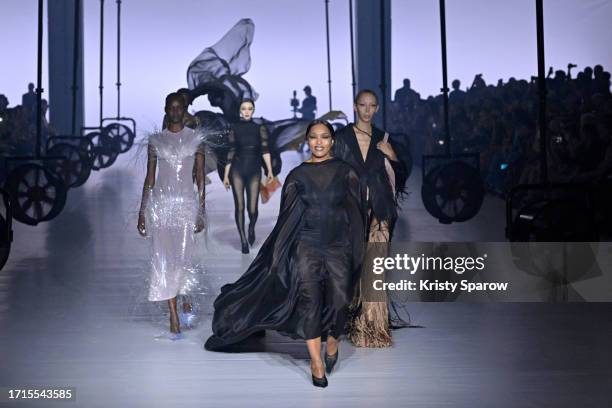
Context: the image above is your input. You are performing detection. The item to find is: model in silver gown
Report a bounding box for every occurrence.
[146,127,204,302]
[138,92,206,335]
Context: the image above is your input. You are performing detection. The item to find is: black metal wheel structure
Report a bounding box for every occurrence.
[420,0,484,224]
[77,137,96,163]
[422,161,484,224]
[4,163,67,226]
[46,143,92,188]
[102,120,135,153]
[87,131,121,170]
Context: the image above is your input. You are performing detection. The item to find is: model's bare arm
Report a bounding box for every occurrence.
[137,144,157,236]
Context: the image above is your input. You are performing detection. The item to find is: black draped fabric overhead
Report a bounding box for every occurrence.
[205,159,366,350]
[187,18,258,121]
[185,20,353,181]
[186,18,324,180]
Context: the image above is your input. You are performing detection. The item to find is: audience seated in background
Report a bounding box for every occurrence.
[389,65,612,197]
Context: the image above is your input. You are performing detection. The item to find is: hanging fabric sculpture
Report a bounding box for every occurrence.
[187,18,258,122]
[185,19,349,189]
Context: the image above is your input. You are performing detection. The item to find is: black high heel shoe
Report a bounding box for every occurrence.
[325,350,338,374]
[241,241,249,254]
[312,373,328,388]
[311,361,328,388]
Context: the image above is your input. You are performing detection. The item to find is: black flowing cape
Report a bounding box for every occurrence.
[205,164,365,351]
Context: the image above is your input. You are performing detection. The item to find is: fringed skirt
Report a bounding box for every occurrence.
[348,215,393,348]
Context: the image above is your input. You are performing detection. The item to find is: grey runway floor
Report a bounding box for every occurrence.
[1,150,611,407]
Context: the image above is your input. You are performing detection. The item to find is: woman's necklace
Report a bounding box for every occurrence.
[353,124,372,138]
[353,124,372,162]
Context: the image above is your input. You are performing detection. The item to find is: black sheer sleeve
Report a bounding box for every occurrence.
[259,125,270,155]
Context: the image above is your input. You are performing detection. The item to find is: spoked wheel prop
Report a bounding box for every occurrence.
[102,120,135,153]
[46,143,92,188]
[420,1,484,224]
[422,155,484,224]
[47,136,96,167]
[87,131,121,170]
[98,0,138,156]
[3,163,67,226]
[0,188,14,271]
[77,137,96,164]
[82,0,137,171]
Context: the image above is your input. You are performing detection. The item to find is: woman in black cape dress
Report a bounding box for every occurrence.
[205,120,366,386]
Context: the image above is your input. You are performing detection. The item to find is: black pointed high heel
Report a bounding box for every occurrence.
[325,350,338,374]
[311,361,328,388]
[241,241,249,254]
[312,374,328,388]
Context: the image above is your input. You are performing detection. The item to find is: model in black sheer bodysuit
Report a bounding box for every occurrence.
[223,100,273,254]
[206,121,366,388]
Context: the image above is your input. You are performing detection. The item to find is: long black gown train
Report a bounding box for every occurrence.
[205,158,365,350]
[227,119,269,246]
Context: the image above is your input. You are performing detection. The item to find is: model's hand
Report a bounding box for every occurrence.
[265,174,274,185]
[223,176,231,190]
[137,213,146,237]
[376,140,397,160]
[194,214,205,234]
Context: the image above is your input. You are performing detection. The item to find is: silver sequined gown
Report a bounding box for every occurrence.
[146,128,202,301]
